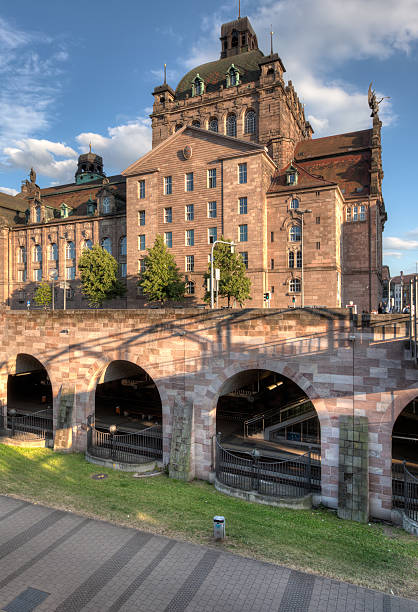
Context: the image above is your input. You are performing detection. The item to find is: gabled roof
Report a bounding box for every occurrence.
[122,125,268,177]
[0,191,28,212]
[38,175,125,211]
[268,160,336,194]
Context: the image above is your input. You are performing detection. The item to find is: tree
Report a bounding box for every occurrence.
[139,235,185,303]
[78,244,126,307]
[34,282,52,310]
[204,237,251,307]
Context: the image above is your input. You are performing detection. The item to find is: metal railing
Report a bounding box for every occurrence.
[87,421,163,464]
[393,461,418,523]
[243,398,313,438]
[2,409,53,441]
[215,437,320,498]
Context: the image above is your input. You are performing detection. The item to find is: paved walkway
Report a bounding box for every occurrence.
[0,496,415,612]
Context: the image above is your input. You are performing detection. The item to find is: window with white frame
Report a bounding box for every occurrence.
[185,204,194,221]
[49,243,58,261]
[164,207,172,223]
[66,241,76,259]
[186,280,195,295]
[138,180,145,199]
[239,197,247,214]
[359,204,366,221]
[185,173,194,192]
[238,163,247,184]
[289,225,301,242]
[290,198,299,209]
[138,235,146,251]
[208,201,217,218]
[101,237,112,254]
[239,224,248,242]
[138,210,145,226]
[164,176,172,195]
[102,196,111,214]
[244,110,256,134]
[347,204,366,222]
[33,244,42,262]
[208,227,217,244]
[33,268,42,282]
[289,278,301,293]
[208,168,217,188]
[18,269,27,282]
[186,229,194,246]
[164,232,172,248]
[186,255,194,271]
[119,236,127,256]
[226,114,237,137]
[296,250,302,268]
[17,246,26,263]
[138,259,146,274]
[241,251,248,269]
[66,266,76,280]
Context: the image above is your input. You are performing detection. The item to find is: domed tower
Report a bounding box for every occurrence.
[75,146,106,184]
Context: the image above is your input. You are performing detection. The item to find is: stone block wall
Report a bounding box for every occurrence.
[338,416,369,522]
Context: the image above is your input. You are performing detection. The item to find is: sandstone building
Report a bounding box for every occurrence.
[0,16,386,311]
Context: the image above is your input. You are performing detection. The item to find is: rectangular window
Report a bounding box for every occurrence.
[208,227,217,244]
[120,263,127,278]
[271,286,275,294]
[18,269,27,282]
[164,176,172,195]
[316,242,321,250]
[208,168,217,188]
[33,268,42,282]
[352,206,358,222]
[138,180,145,199]
[271,258,274,270]
[138,235,146,250]
[316,216,320,224]
[239,224,248,242]
[185,204,194,221]
[208,201,217,218]
[138,259,146,274]
[185,172,194,192]
[359,205,366,221]
[296,251,302,268]
[164,232,172,248]
[138,210,145,226]
[238,163,247,184]
[164,207,172,223]
[346,207,351,222]
[66,266,75,280]
[186,255,194,272]
[270,231,274,242]
[239,197,247,215]
[186,229,194,246]
[241,252,248,269]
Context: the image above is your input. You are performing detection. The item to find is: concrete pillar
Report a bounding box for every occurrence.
[169,398,195,481]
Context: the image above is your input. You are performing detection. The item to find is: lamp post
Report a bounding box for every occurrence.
[109,424,117,460]
[210,239,235,309]
[8,408,16,438]
[295,209,312,308]
[49,269,58,310]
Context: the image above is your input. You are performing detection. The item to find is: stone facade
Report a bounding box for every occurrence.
[0,308,416,522]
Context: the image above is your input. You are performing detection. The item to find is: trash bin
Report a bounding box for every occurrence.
[213,515,225,540]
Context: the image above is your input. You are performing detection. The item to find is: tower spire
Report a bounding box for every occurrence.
[238,0,240,19]
[164,63,167,84]
[270,25,274,55]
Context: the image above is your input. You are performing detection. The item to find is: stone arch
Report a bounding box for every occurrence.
[4,353,57,401]
[5,353,55,422]
[376,383,418,436]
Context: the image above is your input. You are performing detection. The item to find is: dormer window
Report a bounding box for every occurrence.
[60,203,69,218]
[102,196,111,214]
[34,206,41,223]
[286,163,298,186]
[87,198,96,216]
[226,65,240,88]
[191,74,204,96]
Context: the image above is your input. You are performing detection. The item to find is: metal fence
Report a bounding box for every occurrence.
[87,421,163,464]
[393,461,418,523]
[215,437,320,498]
[1,409,53,441]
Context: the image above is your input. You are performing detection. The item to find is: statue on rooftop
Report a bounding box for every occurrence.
[368,82,390,117]
[29,167,36,184]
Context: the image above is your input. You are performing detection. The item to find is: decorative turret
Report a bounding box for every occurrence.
[220,17,258,58]
[75,145,105,185]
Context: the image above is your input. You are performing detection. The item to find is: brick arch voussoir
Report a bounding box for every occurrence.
[377,382,418,435]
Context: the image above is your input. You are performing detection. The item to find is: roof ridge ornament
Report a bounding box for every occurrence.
[368,82,390,117]
[270,25,274,56]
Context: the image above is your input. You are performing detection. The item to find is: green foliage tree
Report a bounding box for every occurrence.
[139,235,185,303]
[78,244,126,307]
[34,282,52,310]
[204,237,251,307]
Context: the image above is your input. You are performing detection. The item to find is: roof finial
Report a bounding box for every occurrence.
[270,25,274,55]
[238,0,241,19]
[164,63,167,84]
[89,142,92,154]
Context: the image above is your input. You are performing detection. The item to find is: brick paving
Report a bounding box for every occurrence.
[0,496,415,612]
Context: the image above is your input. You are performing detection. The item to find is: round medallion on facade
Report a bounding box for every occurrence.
[183,145,192,160]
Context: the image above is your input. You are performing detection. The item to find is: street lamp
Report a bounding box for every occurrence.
[294,209,312,308]
[210,239,235,309]
[49,269,58,311]
[109,424,117,460]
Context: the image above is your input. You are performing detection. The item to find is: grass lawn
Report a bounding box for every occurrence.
[0,445,417,599]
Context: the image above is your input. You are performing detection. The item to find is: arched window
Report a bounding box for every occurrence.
[289,278,301,293]
[33,244,42,262]
[231,30,238,47]
[82,239,93,251]
[101,237,112,254]
[290,198,299,209]
[34,206,41,223]
[66,241,75,259]
[17,246,26,264]
[289,225,301,242]
[245,110,256,134]
[192,120,201,128]
[186,281,195,295]
[175,124,183,132]
[49,243,58,261]
[119,236,127,256]
[226,114,237,137]
[209,117,218,132]
[288,251,294,268]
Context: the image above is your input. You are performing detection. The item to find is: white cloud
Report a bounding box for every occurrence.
[0,186,18,196]
[383,236,418,251]
[3,139,77,183]
[383,251,403,259]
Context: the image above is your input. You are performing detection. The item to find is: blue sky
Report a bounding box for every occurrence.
[0,0,417,276]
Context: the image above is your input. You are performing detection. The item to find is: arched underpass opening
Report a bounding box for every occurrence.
[90,361,163,464]
[392,398,418,521]
[5,354,53,441]
[215,369,321,499]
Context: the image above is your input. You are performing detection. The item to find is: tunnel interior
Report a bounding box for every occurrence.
[95,360,162,432]
[216,369,320,460]
[7,354,52,415]
[392,398,418,472]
